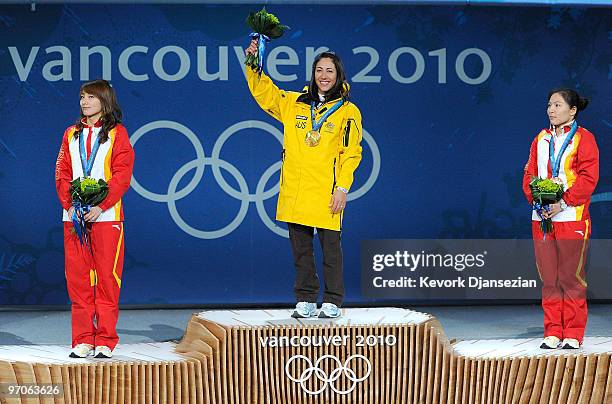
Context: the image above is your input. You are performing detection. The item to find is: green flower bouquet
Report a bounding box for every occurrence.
[245,7,289,72]
[529,177,564,233]
[69,177,109,244]
[70,177,109,207]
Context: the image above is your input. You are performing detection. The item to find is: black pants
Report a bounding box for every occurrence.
[288,222,344,306]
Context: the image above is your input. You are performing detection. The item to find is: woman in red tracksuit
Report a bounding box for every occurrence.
[55,79,135,358]
[522,88,599,349]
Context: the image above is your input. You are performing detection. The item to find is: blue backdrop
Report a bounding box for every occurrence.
[0,3,610,305]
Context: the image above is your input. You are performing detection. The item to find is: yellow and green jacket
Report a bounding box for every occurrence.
[247,68,363,231]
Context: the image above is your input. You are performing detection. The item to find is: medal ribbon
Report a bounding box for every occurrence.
[310,99,345,132]
[72,128,102,246]
[549,121,577,178]
[79,128,102,177]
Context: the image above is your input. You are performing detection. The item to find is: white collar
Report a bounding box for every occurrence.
[551,120,575,137]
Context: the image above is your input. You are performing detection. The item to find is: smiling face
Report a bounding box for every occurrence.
[314,57,337,95]
[80,91,103,120]
[547,92,576,127]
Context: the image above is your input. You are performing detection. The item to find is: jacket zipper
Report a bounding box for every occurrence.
[280,148,286,186]
[331,158,336,194]
[343,120,352,147]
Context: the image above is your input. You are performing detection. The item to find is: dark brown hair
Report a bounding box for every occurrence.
[548,88,589,119]
[74,79,122,143]
[308,52,350,102]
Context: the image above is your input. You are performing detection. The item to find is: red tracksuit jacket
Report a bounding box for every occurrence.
[522,124,599,222]
[55,122,134,219]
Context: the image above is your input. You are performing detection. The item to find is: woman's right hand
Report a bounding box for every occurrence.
[542,203,562,219]
[67,206,75,218]
[245,39,258,56]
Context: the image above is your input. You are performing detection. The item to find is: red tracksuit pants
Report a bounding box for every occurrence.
[64,221,124,349]
[532,220,590,342]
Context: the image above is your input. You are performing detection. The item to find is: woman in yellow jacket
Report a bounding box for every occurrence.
[246,41,363,318]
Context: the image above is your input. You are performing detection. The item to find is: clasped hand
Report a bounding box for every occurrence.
[67,206,103,222]
[541,203,562,219]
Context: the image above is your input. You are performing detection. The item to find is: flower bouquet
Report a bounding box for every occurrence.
[69,177,109,244]
[529,177,564,233]
[245,7,289,72]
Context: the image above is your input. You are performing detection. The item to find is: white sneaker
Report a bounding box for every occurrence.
[69,343,93,358]
[291,302,317,318]
[94,345,113,358]
[539,336,560,349]
[561,338,580,349]
[318,303,342,319]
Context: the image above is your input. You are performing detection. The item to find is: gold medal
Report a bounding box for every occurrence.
[304,130,321,147]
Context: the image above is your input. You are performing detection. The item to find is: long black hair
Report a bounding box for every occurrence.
[307,51,350,102]
[548,88,589,119]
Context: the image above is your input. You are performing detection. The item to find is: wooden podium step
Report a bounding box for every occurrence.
[0,342,208,404]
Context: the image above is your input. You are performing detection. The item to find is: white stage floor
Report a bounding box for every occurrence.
[453,336,612,358]
[0,342,182,364]
[197,307,432,326]
[2,337,610,365]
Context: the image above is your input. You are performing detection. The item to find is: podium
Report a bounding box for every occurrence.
[0,308,610,403]
[176,308,434,403]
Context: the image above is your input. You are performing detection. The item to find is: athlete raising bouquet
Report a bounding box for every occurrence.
[245,26,363,319]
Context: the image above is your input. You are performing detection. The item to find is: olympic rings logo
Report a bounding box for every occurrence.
[130,120,380,239]
[285,354,372,395]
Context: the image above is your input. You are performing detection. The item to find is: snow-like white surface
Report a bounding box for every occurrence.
[197,307,432,327]
[453,337,612,358]
[0,342,182,364]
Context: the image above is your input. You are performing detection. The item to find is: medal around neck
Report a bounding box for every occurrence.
[304,130,321,147]
[306,99,345,147]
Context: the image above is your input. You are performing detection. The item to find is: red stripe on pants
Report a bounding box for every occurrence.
[532,220,589,342]
[64,221,124,349]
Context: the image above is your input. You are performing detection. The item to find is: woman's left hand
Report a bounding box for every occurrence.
[329,189,347,214]
[542,203,562,219]
[83,206,103,222]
